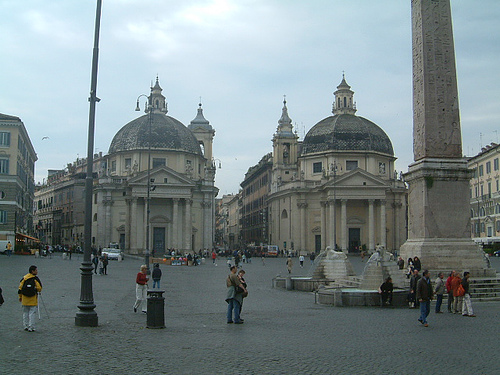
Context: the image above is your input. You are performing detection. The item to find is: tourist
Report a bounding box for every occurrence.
[299,255,305,268]
[416,269,433,327]
[18,265,42,332]
[152,263,162,289]
[92,254,99,274]
[6,241,12,256]
[406,258,414,278]
[310,252,316,265]
[237,269,249,316]
[409,269,421,308]
[451,271,463,314]
[434,272,445,313]
[225,266,246,324]
[133,265,148,313]
[286,257,293,274]
[102,254,109,275]
[379,277,393,306]
[397,256,405,270]
[445,271,455,313]
[212,250,217,264]
[98,257,104,275]
[461,272,475,317]
[413,256,422,271]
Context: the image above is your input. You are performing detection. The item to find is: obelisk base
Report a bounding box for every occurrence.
[400,238,495,277]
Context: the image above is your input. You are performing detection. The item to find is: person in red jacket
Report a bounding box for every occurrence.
[445,270,455,313]
[133,265,149,313]
[450,271,463,314]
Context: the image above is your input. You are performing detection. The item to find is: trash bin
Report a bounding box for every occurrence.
[146,290,165,329]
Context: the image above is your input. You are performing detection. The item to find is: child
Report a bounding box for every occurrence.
[98,257,104,275]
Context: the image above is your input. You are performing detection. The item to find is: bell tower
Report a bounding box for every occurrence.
[272,97,299,184]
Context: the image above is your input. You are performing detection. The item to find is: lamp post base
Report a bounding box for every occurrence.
[75,311,98,327]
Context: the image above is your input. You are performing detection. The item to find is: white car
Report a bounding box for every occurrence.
[101,248,124,261]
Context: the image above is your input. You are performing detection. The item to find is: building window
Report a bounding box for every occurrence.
[152,158,166,168]
[0,132,10,146]
[478,165,484,177]
[111,160,116,172]
[0,159,9,174]
[494,158,499,171]
[346,160,358,171]
[497,220,500,232]
[0,191,5,199]
[486,161,491,174]
[313,162,322,173]
[125,158,131,169]
[496,179,499,192]
[0,210,6,224]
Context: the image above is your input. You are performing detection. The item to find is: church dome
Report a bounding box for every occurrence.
[108,112,202,155]
[301,114,394,156]
[301,75,394,156]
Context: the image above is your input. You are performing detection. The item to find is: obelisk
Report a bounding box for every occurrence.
[399,0,494,276]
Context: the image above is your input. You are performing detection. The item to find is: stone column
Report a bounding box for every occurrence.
[320,201,327,251]
[298,202,307,253]
[340,199,347,252]
[379,200,386,249]
[184,199,192,251]
[329,199,336,249]
[368,199,375,251]
[172,198,179,249]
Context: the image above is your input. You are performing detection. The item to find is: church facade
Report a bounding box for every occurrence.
[91,78,218,255]
[267,76,407,254]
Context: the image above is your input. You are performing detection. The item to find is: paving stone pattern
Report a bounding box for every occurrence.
[1,254,499,374]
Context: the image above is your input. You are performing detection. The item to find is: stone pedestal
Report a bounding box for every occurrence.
[400,159,494,276]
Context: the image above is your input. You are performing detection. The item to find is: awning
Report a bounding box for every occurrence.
[16,233,41,242]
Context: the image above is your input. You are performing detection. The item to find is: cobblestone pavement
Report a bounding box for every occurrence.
[1,254,499,375]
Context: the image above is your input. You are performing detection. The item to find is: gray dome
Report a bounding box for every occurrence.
[109,113,202,155]
[302,114,394,156]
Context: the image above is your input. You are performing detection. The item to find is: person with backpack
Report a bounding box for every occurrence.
[152,263,162,289]
[18,265,42,332]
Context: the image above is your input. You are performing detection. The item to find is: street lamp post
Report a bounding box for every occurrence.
[75,0,101,327]
[136,95,152,272]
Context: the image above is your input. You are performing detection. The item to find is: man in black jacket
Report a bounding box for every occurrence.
[416,270,433,327]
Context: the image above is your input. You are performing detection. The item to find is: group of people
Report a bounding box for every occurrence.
[92,254,109,275]
[225,266,248,324]
[133,263,163,313]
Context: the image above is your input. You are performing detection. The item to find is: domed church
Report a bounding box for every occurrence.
[92,78,218,255]
[267,75,407,254]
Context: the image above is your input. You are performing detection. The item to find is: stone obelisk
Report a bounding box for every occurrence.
[399,0,493,276]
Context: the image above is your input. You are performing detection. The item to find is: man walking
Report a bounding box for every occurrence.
[434,272,445,313]
[18,265,42,332]
[416,269,433,327]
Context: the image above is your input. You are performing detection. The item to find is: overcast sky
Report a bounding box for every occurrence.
[1,0,499,195]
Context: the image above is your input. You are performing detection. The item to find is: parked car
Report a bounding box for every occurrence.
[101,248,124,261]
[494,250,500,257]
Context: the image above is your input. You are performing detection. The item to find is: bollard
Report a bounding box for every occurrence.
[146,290,165,329]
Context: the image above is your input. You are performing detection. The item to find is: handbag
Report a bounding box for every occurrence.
[457,284,465,297]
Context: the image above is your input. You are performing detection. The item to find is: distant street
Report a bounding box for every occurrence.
[1,253,499,374]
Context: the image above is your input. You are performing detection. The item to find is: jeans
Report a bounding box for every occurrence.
[435,294,443,312]
[447,292,454,312]
[226,299,241,323]
[153,280,160,289]
[419,300,430,324]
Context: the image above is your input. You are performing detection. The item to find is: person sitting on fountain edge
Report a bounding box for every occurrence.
[379,277,393,306]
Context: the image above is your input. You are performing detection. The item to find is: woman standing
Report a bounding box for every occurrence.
[461,272,476,317]
[133,265,149,313]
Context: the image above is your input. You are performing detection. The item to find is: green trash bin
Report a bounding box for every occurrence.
[146,290,165,329]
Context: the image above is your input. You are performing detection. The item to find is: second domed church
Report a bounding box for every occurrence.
[267,75,407,254]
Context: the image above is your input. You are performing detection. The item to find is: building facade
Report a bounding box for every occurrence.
[0,113,37,250]
[267,77,407,254]
[240,153,272,246]
[468,142,500,247]
[91,78,218,255]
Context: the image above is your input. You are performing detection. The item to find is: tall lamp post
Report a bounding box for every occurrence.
[75,0,101,327]
[136,95,152,271]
